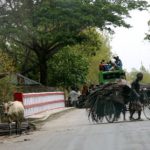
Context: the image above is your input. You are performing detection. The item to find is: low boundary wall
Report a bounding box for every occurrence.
[14,92,65,117]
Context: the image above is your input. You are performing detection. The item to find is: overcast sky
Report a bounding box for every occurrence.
[110,9,150,72]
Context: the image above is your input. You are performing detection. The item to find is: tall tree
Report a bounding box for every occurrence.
[48,46,89,89]
[0,0,148,85]
[0,50,16,103]
[48,27,106,88]
[87,33,111,84]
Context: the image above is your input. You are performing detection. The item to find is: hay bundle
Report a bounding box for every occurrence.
[86,83,131,122]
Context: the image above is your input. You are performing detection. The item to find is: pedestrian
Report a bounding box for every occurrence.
[81,83,89,96]
[69,86,80,107]
[75,87,81,97]
[129,72,143,120]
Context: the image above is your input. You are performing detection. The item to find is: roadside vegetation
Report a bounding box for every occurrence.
[0,0,149,94]
[127,65,150,83]
[0,51,16,103]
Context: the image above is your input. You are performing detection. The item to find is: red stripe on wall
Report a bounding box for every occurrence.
[24,99,64,109]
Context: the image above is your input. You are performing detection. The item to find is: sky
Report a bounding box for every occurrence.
[110,9,150,72]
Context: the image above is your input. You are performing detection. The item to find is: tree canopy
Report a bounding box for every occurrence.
[47,28,108,88]
[0,0,148,85]
[87,33,111,84]
[0,50,16,103]
[48,46,89,89]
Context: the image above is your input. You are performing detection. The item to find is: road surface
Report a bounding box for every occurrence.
[0,109,150,150]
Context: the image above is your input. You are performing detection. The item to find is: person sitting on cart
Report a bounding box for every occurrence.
[108,60,117,71]
[99,60,104,71]
[113,56,123,70]
[129,72,143,120]
[99,59,110,71]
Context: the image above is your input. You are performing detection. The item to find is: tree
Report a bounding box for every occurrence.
[0,0,148,85]
[127,68,138,82]
[127,65,150,83]
[0,50,15,73]
[87,33,111,84]
[47,28,111,88]
[139,64,150,83]
[48,46,89,89]
[72,28,103,56]
[0,50,16,103]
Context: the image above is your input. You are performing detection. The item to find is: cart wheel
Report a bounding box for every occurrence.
[104,101,116,123]
[143,103,150,120]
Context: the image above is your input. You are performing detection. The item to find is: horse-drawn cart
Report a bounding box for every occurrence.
[86,70,150,123]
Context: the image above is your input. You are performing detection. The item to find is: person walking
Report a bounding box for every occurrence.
[129,72,143,120]
[69,86,80,107]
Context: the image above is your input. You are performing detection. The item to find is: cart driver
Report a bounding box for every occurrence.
[129,72,143,120]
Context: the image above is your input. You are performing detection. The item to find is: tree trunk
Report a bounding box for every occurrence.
[38,56,48,85]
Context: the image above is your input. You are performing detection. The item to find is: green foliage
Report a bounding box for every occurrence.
[47,28,111,89]
[87,33,111,84]
[139,65,150,83]
[14,47,39,81]
[75,28,102,56]
[0,0,148,85]
[127,65,150,83]
[0,76,17,104]
[126,68,138,82]
[0,50,15,73]
[48,47,89,88]
[0,50,16,104]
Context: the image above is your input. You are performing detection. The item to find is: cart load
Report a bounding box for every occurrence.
[86,69,150,123]
[85,82,131,123]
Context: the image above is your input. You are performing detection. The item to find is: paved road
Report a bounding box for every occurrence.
[0,109,150,150]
